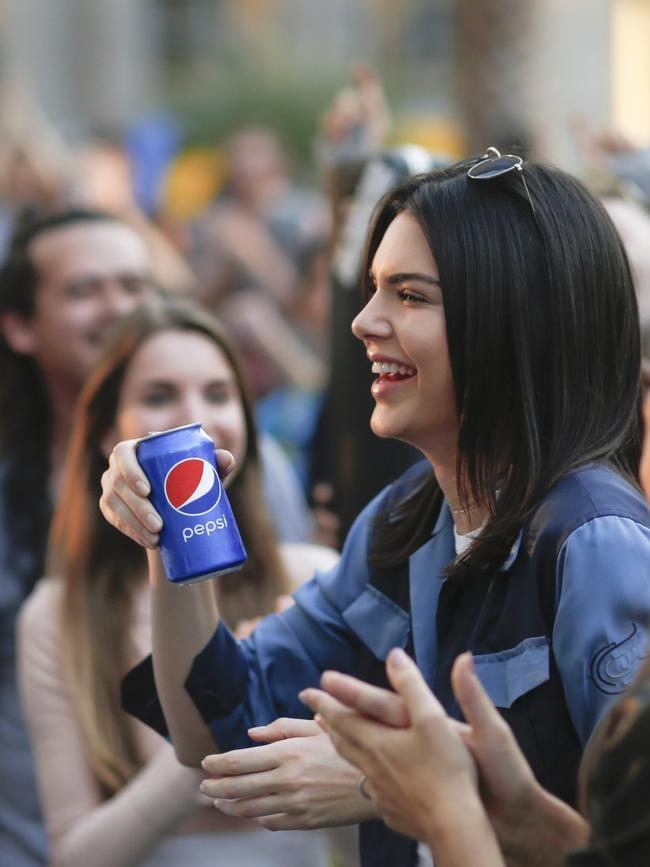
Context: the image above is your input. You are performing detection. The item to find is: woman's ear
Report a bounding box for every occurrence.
[100,426,119,460]
[0,312,38,355]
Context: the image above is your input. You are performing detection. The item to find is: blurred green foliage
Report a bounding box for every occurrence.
[167,55,349,172]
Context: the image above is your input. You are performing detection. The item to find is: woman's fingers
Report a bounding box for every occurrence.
[202,743,280,777]
[201,769,279,801]
[450,651,537,810]
[385,648,445,724]
[248,717,321,742]
[299,688,379,769]
[99,465,160,548]
[213,795,288,820]
[299,687,342,719]
[99,440,239,548]
[254,812,295,831]
[299,687,365,736]
[451,653,508,737]
[215,448,235,479]
[111,439,151,495]
[99,441,161,547]
[318,670,410,728]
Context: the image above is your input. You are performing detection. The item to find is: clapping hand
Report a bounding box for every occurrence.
[301,650,587,867]
[200,717,378,831]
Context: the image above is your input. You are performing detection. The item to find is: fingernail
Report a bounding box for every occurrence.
[465,651,475,673]
[213,799,222,809]
[247,726,262,734]
[146,513,162,531]
[199,782,207,793]
[136,480,150,496]
[201,758,209,770]
[388,647,408,669]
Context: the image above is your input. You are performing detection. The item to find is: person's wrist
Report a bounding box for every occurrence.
[498,773,541,826]
[497,779,587,867]
[427,775,483,838]
[354,792,381,822]
[347,770,382,822]
[530,786,588,860]
[147,549,168,587]
[427,785,500,864]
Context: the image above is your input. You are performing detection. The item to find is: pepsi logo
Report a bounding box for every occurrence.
[164,458,222,516]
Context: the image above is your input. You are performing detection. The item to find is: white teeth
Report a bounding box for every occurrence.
[370,360,416,376]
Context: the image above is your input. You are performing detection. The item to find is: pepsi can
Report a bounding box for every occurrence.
[136,423,247,584]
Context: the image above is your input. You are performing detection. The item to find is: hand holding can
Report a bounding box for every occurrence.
[100,425,246,583]
[136,423,247,584]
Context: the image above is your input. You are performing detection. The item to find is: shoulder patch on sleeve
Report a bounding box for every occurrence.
[591,624,648,695]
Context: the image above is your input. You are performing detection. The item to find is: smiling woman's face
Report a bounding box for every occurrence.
[351,211,458,459]
[113,329,248,471]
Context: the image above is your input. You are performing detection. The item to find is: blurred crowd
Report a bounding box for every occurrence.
[1,62,650,867]
[0,68,400,534]
[0,66,397,867]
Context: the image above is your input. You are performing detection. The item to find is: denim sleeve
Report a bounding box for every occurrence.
[179,489,388,750]
[553,516,650,746]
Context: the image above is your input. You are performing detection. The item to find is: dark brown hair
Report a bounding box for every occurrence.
[49,296,290,793]
[365,162,642,578]
[0,209,125,592]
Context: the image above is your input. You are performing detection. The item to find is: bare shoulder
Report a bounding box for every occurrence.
[17,577,68,712]
[279,542,341,590]
[18,575,65,642]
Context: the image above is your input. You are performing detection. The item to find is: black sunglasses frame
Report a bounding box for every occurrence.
[467,146,540,226]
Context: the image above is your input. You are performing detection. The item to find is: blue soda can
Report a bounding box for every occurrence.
[136,423,247,584]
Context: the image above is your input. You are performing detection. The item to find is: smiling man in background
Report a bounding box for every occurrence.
[0,209,156,866]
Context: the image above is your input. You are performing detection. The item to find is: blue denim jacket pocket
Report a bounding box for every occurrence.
[342,585,410,661]
[473,636,550,709]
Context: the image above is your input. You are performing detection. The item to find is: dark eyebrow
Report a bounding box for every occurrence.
[387,272,441,286]
[64,267,156,282]
[367,269,441,287]
[138,379,176,389]
[140,377,233,389]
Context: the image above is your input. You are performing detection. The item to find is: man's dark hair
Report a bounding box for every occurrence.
[0,208,123,590]
[365,161,642,578]
[0,208,120,319]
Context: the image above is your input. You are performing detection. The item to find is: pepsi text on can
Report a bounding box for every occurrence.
[136,424,247,584]
[181,514,229,543]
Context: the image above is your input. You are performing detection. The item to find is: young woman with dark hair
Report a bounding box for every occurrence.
[302,394,650,865]
[101,153,650,867]
[18,298,337,867]
[363,161,642,575]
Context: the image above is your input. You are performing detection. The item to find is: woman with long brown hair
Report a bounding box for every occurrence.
[17,297,337,867]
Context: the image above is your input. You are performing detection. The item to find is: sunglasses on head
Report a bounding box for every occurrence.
[467,146,539,226]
